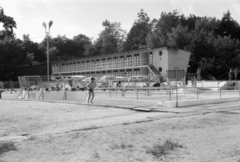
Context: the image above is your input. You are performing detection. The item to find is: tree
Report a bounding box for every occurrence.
[124,9,151,50]
[217,11,240,40]
[85,20,126,55]
[167,25,192,49]
[72,34,92,57]
[147,10,182,48]
[0,7,17,41]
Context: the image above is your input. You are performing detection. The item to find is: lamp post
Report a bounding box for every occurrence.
[42,20,53,84]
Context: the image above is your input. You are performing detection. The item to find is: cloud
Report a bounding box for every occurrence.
[229,3,240,23]
[169,0,240,23]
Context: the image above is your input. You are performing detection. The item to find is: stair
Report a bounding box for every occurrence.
[146,65,164,83]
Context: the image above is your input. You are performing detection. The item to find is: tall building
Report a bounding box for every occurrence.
[51,47,191,81]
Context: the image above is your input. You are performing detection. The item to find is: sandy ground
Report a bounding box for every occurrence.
[1,93,240,162]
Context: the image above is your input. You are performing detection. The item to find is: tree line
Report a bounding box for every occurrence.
[0,9,240,80]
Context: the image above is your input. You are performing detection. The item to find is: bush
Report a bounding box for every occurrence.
[146,140,183,158]
[0,142,17,156]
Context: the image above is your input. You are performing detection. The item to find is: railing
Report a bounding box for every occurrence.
[19,83,240,105]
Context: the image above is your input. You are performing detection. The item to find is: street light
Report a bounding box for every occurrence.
[42,20,53,84]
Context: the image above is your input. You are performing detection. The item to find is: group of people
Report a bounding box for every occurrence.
[229,68,239,81]
[196,67,239,81]
[0,80,17,99]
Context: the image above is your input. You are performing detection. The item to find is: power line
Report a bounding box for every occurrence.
[30,36,45,40]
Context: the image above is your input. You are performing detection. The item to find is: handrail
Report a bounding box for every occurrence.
[145,65,158,78]
[217,71,229,86]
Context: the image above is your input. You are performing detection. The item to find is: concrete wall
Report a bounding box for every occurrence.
[163,96,240,108]
[140,67,148,76]
[21,90,87,101]
[152,47,168,76]
[168,49,191,72]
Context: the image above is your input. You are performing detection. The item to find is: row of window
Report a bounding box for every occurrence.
[52,55,140,73]
[56,69,141,78]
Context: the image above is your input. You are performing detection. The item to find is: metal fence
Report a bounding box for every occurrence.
[18,82,240,104]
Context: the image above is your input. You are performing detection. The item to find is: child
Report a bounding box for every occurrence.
[87,78,97,104]
[0,90,4,99]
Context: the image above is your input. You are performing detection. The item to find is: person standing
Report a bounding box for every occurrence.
[234,67,239,80]
[0,89,4,99]
[229,68,234,81]
[196,67,201,80]
[87,78,97,104]
[10,80,16,94]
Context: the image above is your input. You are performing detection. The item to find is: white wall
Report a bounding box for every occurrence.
[168,49,191,72]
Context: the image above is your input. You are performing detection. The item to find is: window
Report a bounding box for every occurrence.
[113,70,118,76]
[91,60,95,70]
[101,59,106,69]
[96,59,100,69]
[113,57,118,68]
[77,62,80,71]
[133,54,140,66]
[119,56,125,67]
[107,71,112,75]
[126,69,132,77]
[86,61,90,70]
[120,70,125,76]
[81,61,85,71]
[102,71,106,76]
[107,58,111,68]
[126,55,132,67]
[73,62,76,71]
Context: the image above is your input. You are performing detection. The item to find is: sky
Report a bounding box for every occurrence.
[0,0,240,43]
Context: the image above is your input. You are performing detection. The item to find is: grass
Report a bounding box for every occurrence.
[27,135,37,141]
[0,142,17,156]
[92,151,100,158]
[146,139,183,158]
[110,142,133,149]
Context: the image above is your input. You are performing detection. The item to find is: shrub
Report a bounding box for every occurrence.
[146,140,183,158]
[0,142,17,156]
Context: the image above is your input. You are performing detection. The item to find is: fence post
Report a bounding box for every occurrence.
[239,81,240,97]
[136,88,138,100]
[64,88,67,100]
[176,86,178,107]
[197,88,198,99]
[220,87,221,98]
[27,89,29,99]
[169,87,171,101]
[42,88,44,100]
[110,88,111,98]
[20,88,23,99]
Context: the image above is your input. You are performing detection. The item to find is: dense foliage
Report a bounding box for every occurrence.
[0,9,240,80]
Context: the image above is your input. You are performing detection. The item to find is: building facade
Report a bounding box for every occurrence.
[51,47,191,80]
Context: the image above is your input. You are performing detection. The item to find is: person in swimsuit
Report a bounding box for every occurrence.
[0,90,4,99]
[87,77,97,104]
